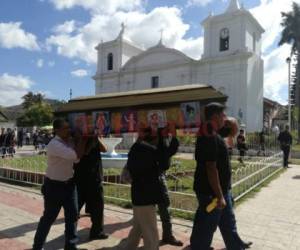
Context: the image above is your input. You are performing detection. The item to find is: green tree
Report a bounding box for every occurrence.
[17,103,53,127]
[22,92,44,110]
[279,2,300,142]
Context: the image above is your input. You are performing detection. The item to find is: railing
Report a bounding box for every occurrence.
[102,152,283,213]
[0,151,283,215]
[0,155,46,185]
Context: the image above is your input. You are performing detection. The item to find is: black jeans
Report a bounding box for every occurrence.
[157,175,172,238]
[282,146,290,167]
[33,178,78,250]
[77,180,105,235]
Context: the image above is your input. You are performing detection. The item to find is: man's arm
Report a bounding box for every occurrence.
[206,161,226,209]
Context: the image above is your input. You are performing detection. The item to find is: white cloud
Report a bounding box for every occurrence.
[0,22,40,50]
[250,1,294,53]
[46,7,203,62]
[0,73,34,106]
[53,20,76,34]
[48,60,55,67]
[186,0,214,7]
[263,44,291,104]
[249,0,299,104]
[71,69,88,77]
[36,59,44,68]
[175,37,204,60]
[46,0,297,104]
[50,0,144,14]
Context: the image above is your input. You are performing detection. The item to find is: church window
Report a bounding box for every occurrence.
[220,28,229,51]
[107,53,113,70]
[151,76,159,88]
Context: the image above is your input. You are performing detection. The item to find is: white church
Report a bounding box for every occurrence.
[92,0,265,132]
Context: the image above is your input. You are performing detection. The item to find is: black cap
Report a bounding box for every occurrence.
[204,102,226,120]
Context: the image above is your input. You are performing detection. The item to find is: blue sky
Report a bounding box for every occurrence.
[0,0,297,106]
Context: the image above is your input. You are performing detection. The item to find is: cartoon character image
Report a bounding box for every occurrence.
[93,111,111,136]
[180,102,201,128]
[147,110,167,132]
[122,111,137,133]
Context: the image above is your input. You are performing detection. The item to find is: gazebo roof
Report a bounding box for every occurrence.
[56,84,227,113]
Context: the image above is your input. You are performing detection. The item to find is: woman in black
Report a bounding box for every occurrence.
[74,136,108,240]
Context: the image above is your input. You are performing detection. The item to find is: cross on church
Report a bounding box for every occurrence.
[159,28,164,44]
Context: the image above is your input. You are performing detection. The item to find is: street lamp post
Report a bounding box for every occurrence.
[286,57,291,131]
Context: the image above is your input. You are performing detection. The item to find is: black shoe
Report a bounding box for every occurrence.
[89,232,109,240]
[162,236,183,246]
[64,245,77,250]
[242,241,253,249]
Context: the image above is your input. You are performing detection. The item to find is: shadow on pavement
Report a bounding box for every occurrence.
[104,219,133,234]
[0,218,64,240]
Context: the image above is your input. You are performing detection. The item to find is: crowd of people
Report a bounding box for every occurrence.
[31,102,294,250]
[0,128,53,158]
[0,127,16,158]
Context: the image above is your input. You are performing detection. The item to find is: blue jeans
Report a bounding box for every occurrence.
[190,192,244,250]
[33,178,78,250]
[219,192,244,250]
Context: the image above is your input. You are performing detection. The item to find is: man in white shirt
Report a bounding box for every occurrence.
[33,118,86,250]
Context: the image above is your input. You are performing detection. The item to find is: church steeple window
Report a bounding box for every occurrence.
[107,53,113,70]
[220,28,229,51]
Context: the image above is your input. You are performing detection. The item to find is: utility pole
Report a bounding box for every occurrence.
[69,88,72,100]
[286,57,291,131]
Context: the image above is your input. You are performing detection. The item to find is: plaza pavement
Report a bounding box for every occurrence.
[1,149,300,249]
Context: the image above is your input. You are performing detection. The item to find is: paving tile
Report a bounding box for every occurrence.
[0,165,300,249]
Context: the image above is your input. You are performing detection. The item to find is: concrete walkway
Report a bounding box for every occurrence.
[0,165,300,249]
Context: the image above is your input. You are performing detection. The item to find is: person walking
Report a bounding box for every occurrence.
[17,128,24,148]
[156,124,183,246]
[257,129,266,156]
[32,118,86,250]
[74,135,109,240]
[218,117,252,249]
[190,103,251,250]
[25,130,31,145]
[278,125,292,168]
[237,129,247,164]
[0,128,6,157]
[121,126,165,250]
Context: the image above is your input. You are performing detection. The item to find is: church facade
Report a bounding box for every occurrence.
[93,0,264,132]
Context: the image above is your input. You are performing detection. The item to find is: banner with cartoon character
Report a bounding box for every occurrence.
[68,113,93,135]
[180,102,201,128]
[121,110,138,133]
[92,111,111,136]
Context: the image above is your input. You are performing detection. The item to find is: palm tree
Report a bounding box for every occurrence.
[279,2,300,142]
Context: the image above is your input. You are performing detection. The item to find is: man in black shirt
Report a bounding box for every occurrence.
[190,103,250,250]
[278,125,293,168]
[122,126,165,250]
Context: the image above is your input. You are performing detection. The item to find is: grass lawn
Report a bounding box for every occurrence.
[290,158,300,165]
[292,144,300,152]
